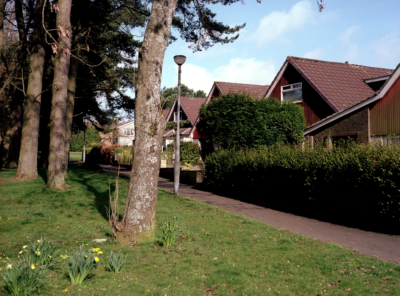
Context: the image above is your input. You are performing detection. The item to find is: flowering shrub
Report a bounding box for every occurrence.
[67,246,100,284]
[205,143,400,224]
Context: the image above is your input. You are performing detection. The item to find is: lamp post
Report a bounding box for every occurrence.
[82,116,86,163]
[173,55,186,195]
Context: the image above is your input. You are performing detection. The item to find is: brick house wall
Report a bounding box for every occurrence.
[307,106,370,144]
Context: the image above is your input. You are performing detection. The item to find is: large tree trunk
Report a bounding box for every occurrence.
[0,0,4,50]
[15,0,47,180]
[64,31,80,178]
[119,0,177,243]
[47,0,72,189]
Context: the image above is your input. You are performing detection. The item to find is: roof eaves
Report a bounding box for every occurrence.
[265,59,289,98]
[304,62,400,135]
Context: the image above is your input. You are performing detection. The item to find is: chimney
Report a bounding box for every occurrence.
[345,61,348,64]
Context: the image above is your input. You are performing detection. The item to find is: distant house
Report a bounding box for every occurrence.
[115,120,135,146]
[163,97,206,150]
[265,56,393,128]
[303,63,400,145]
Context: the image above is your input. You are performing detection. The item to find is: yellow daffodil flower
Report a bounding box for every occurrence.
[31,264,35,270]
[94,257,99,262]
[6,264,12,269]
[85,255,88,258]
[23,245,27,249]
[37,240,40,243]
[48,255,52,259]
[63,288,68,292]
[35,251,41,256]
[19,251,23,254]
[97,251,103,255]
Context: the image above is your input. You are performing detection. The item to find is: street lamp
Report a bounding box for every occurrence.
[173,55,186,195]
[82,116,87,163]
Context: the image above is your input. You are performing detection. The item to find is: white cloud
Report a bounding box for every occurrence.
[178,58,276,94]
[249,0,315,48]
[304,48,323,59]
[340,25,360,45]
[339,26,361,63]
[371,30,400,66]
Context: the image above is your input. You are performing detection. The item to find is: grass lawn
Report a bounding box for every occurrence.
[69,152,83,161]
[0,164,399,295]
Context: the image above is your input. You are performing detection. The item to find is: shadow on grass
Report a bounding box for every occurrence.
[196,180,400,235]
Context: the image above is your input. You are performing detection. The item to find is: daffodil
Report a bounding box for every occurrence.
[85,255,88,258]
[94,257,99,262]
[97,251,103,255]
[35,251,41,256]
[48,255,52,259]
[31,264,35,270]
[19,251,23,254]
[6,264,12,269]
[63,288,68,292]
[23,245,27,249]
[37,240,40,243]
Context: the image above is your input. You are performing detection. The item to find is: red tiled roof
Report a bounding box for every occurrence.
[180,97,206,126]
[287,56,394,111]
[215,82,269,98]
[163,109,170,120]
[118,119,134,127]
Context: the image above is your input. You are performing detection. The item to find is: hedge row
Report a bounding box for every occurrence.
[205,143,400,225]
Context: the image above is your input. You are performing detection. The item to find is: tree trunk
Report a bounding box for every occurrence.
[119,0,177,243]
[5,94,22,168]
[47,0,72,189]
[15,0,47,180]
[0,0,4,51]
[64,32,80,178]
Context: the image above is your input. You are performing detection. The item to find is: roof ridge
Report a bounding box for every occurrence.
[215,81,269,86]
[288,56,393,71]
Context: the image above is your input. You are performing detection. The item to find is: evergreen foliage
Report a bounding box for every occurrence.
[161,84,206,110]
[70,127,102,152]
[197,93,306,149]
[205,143,400,224]
[180,142,201,166]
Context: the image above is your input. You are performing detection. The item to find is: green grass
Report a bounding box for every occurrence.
[69,152,83,161]
[0,164,399,295]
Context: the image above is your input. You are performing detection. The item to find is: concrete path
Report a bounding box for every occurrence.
[100,164,400,264]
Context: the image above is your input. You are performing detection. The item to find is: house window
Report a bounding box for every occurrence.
[174,111,183,121]
[281,82,302,103]
[123,129,134,136]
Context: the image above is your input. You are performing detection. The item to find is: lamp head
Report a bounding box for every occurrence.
[173,55,186,66]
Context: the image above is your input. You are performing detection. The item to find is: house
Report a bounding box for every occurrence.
[115,120,135,146]
[303,62,400,146]
[163,97,206,150]
[265,56,394,128]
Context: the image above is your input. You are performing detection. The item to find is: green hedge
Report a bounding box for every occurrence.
[205,143,400,225]
[70,127,102,152]
[197,93,305,149]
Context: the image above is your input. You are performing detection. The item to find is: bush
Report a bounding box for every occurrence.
[113,148,123,156]
[205,143,400,223]
[116,154,133,165]
[180,142,200,166]
[197,93,305,149]
[90,142,104,148]
[70,126,102,152]
[122,150,130,155]
[88,144,121,165]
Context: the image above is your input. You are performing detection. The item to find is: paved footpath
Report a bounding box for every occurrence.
[100,164,400,264]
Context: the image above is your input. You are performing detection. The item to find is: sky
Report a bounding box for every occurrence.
[158,0,400,94]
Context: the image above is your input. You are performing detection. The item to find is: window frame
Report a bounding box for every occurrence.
[174,111,183,122]
[281,82,303,104]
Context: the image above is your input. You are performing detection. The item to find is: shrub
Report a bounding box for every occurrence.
[88,144,121,165]
[66,246,100,284]
[197,93,305,149]
[205,143,400,223]
[180,142,200,166]
[107,251,127,273]
[116,154,133,165]
[70,126,102,152]
[122,150,130,155]
[113,148,123,156]
[90,142,104,148]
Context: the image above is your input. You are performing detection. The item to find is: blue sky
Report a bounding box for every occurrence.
[159,0,400,94]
